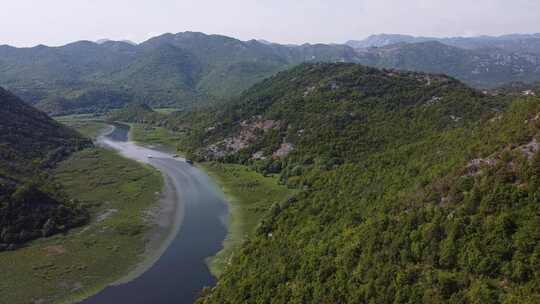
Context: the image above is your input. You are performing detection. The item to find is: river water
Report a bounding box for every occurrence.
[80,124,228,304]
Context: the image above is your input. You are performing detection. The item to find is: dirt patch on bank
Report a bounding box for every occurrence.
[43,245,66,256]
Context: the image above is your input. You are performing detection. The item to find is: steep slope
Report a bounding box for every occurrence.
[109,43,205,107]
[175,63,502,168]
[200,97,540,303]
[153,63,540,303]
[0,88,90,250]
[355,41,540,88]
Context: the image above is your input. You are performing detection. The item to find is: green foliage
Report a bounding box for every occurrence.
[4,32,537,116]
[0,87,91,249]
[161,63,507,173]
[86,63,540,302]
[201,163,295,277]
[0,148,163,304]
[187,65,540,303]
[0,33,364,115]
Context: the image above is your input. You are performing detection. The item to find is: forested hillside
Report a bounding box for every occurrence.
[190,64,540,303]
[198,95,540,303]
[3,32,540,116]
[113,63,540,302]
[0,87,90,250]
[153,64,505,172]
[0,32,360,115]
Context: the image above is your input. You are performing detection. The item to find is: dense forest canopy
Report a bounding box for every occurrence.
[112,63,540,303]
[0,87,90,250]
[3,32,540,116]
[193,64,540,303]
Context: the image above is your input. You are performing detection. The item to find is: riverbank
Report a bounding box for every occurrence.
[0,148,163,304]
[201,163,295,277]
[109,121,297,277]
[82,124,227,304]
[126,122,294,277]
[55,114,109,139]
[130,123,183,151]
[93,125,187,288]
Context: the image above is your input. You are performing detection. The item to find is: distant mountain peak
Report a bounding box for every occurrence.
[347,33,540,51]
[96,39,137,46]
[256,39,274,45]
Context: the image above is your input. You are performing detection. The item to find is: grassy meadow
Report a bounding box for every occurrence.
[55,114,109,139]
[201,163,294,277]
[0,148,163,304]
[130,123,184,151]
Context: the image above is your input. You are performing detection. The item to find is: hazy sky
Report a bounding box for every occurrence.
[1,0,539,47]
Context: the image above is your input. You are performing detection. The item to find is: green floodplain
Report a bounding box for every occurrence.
[0,145,162,303]
[0,116,292,303]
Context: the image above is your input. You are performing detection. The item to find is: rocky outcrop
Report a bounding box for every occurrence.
[203,118,283,159]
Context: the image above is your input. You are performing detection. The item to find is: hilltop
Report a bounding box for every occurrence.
[163,63,503,168]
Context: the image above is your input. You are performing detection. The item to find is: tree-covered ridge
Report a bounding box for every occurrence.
[186,64,540,303]
[3,32,540,116]
[0,88,90,166]
[0,88,90,250]
[0,32,360,115]
[166,64,503,174]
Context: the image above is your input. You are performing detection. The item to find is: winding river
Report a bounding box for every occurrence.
[80,124,228,304]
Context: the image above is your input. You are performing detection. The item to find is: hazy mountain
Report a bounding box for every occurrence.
[348,33,540,54]
[0,32,362,115]
[96,38,137,45]
[2,32,540,115]
[354,41,540,88]
[347,34,433,48]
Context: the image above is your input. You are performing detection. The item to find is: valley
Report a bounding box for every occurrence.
[109,63,540,303]
[0,146,163,303]
[3,32,540,117]
[125,122,295,277]
[2,27,540,304]
[79,124,227,304]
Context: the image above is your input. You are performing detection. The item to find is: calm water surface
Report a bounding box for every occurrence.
[80,124,228,304]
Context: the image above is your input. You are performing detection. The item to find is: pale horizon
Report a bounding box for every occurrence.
[1,0,539,47]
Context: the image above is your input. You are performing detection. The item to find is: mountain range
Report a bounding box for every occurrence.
[2,32,540,115]
[347,33,540,54]
[0,32,358,115]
